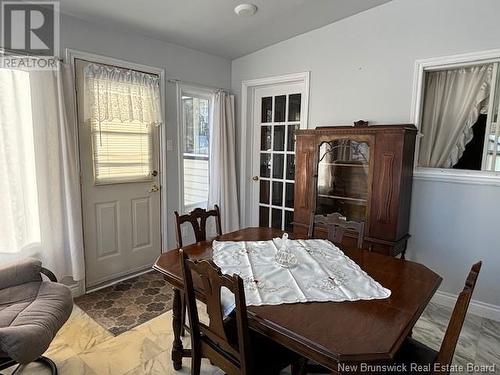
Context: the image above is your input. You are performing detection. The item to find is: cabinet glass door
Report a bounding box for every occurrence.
[258,93,302,231]
[316,139,370,222]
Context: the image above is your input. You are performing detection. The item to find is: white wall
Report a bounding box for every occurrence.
[231,0,500,309]
[60,14,231,249]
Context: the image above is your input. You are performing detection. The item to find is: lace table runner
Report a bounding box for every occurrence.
[212,238,391,316]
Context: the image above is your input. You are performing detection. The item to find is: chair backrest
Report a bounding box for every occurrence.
[179,250,252,375]
[308,212,365,249]
[174,205,222,248]
[434,261,482,374]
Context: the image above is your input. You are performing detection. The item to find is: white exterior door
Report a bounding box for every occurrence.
[251,83,307,231]
[75,60,162,288]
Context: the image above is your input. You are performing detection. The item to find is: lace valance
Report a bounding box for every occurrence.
[84,63,162,126]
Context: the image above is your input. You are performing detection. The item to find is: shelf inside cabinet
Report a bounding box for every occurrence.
[317,194,368,204]
[319,162,369,168]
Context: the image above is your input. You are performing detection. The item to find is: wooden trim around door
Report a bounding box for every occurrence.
[65,48,167,292]
[239,72,310,228]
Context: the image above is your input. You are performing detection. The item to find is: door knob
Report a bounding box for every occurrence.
[252,176,259,181]
[150,184,160,192]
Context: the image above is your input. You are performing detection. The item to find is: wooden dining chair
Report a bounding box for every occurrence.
[295,261,483,375]
[179,250,300,375]
[174,205,222,248]
[308,212,365,249]
[388,261,482,374]
[174,205,222,336]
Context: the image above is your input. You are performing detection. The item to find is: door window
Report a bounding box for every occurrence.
[85,65,161,184]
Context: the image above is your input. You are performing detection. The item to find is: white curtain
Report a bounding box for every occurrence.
[84,63,162,126]
[419,64,493,168]
[0,61,85,281]
[208,91,240,232]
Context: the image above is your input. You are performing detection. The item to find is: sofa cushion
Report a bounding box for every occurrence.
[0,281,73,364]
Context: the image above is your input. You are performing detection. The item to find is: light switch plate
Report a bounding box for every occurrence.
[166,139,173,151]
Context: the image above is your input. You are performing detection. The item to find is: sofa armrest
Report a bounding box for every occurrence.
[0,258,43,290]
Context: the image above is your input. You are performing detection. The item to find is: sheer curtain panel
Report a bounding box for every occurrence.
[419,64,493,168]
[0,61,85,282]
[208,91,240,232]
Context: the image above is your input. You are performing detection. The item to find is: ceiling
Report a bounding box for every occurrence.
[59,0,392,59]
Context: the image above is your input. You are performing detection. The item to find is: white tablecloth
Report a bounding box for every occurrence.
[212,238,391,316]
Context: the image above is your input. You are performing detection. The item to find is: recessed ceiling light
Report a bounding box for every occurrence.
[234,3,258,17]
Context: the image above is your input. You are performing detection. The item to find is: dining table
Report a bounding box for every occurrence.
[153,227,442,373]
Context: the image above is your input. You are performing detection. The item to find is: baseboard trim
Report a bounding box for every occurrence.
[66,266,156,299]
[85,267,153,294]
[432,290,500,322]
[68,280,85,298]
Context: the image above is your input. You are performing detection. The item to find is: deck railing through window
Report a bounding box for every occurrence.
[183,153,209,207]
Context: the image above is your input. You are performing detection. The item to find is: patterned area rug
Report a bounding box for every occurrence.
[75,271,173,335]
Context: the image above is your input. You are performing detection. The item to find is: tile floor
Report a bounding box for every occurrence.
[4,302,500,374]
[74,272,173,335]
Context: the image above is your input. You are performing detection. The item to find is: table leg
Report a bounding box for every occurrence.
[171,287,184,370]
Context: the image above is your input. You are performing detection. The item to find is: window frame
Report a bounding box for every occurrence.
[412,48,500,187]
[177,83,214,213]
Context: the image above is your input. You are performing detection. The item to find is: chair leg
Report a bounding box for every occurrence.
[291,358,308,375]
[180,293,186,337]
[191,349,201,375]
[305,363,330,374]
[401,242,408,260]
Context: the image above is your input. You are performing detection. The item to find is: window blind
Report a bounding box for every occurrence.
[92,120,152,184]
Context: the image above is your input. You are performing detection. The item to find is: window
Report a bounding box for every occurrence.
[180,87,212,210]
[0,68,41,252]
[417,60,500,173]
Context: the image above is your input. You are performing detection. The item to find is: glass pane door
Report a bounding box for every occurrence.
[258,93,301,231]
[316,139,370,222]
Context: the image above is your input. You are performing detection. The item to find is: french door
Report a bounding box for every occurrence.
[251,83,306,231]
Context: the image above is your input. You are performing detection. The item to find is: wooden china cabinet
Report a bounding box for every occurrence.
[293,122,417,257]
